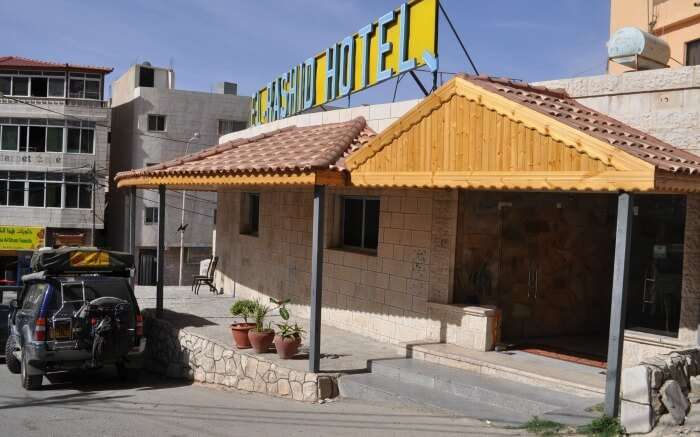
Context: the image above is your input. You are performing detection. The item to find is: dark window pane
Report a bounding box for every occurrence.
[8,181,24,206]
[0,77,10,95]
[343,198,364,248]
[12,77,28,95]
[46,127,63,152]
[66,128,81,153]
[1,125,18,151]
[249,194,259,234]
[80,129,93,153]
[78,184,92,208]
[84,80,99,99]
[28,126,46,152]
[28,181,44,207]
[46,183,61,207]
[30,77,47,97]
[0,180,6,205]
[145,207,158,224]
[69,79,83,98]
[688,39,700,66]
[48,78,65,97]
[18,126,27,152]
[363,199,380,250]
[65,184,78,208]
[139,67,154,87]
[148,115,165,131]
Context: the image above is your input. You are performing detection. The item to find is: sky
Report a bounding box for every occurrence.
[3,0,610,105]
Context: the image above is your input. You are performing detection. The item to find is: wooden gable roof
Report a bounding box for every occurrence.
[345,75,700,192]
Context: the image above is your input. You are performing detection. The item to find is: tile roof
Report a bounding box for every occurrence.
[114,117,374,182]
[0,56,113,73]
[461,74,700,175]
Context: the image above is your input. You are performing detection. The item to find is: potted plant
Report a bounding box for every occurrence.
[274,322,305,359]
[229,299,257,349]
[248,301,275,353]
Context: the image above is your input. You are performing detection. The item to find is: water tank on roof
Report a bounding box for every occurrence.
[607,27,670,70]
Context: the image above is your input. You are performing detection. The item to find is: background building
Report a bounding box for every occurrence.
[609,0,700,73]
[108,62,250,286]
[0,56,112,284]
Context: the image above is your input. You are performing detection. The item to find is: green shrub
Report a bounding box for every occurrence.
[229,299,257,323]
[577,416,624,436]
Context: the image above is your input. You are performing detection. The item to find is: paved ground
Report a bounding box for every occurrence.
[134,286,405,373]
[0,361,528,437]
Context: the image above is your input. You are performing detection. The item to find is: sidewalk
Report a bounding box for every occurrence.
[134,286,404,374]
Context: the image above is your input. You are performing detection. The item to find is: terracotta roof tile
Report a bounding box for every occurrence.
[115,117,374,182]
[461,74,700,175]
[0,56,113,73]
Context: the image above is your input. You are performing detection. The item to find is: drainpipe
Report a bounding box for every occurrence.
[309,184,326,373]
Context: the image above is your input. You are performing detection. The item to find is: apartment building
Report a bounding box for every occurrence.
[0,56,111,283]
[108,62,250,285]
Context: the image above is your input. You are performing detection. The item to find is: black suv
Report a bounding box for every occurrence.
[4,248,146,390]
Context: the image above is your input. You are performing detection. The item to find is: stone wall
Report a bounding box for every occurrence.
[215,186,459,346]
[143,311,337,402]
[621,348,700,434]
[427,303,501,351]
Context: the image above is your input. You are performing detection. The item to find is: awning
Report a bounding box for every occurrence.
[116,74,700,193]
[115,118,375,190]
[345,75,700,192]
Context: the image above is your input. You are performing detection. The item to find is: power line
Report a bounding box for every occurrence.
[438,1,479,75]
[136,194,214,219]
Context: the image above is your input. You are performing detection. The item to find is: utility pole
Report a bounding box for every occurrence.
[91,161,96,246]
[178,132,200,286]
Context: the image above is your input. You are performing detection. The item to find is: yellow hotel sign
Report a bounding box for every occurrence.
[0,226,45,250]
[251,0,438,126]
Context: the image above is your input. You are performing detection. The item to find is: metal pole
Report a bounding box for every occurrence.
[309,185,325,373]
[129,186,137,289]
[604,192,634,417]
[91,162,96,246]
[156,184,166,318]
[178,133,198,286]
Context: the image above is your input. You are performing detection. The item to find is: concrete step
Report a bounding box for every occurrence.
[407,342,605,397]
[339,358,602,426]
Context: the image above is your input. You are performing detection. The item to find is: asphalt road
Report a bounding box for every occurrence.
[0,359,525,437]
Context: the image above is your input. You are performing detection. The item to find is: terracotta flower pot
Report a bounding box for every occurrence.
[230,322,256,349]
[274,335,301,359]
[248,329,275,353]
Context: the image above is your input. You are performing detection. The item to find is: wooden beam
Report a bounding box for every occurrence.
[605,192,634,417]
[309,184,325,373]
[156,185,166,318]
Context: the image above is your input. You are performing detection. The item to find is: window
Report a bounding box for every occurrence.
[68,73,101,100]
[27,126,46,153]
[0,77,10,95]
[27,172,45,207]
[0,171,93,208]
[1,125,18,151]
[139,67,154,87]
[48,78,65,97]
[342,197,380,251]
[144,207,159,224]
[46,127,63,152]
[687,39,700,66]
[12,77,28,96]
[64,174,92,209]
[8,172,25,206]
[240,193,260,236]
[147,114,166,132]
[22,283,49,312]
[30,77,48,97]
[218,119,247,136]
[67,128,81,153]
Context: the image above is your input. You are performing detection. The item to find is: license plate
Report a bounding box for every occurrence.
[51,323,72,340]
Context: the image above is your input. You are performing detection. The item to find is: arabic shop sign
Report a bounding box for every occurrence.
[0,226,45,250]
[251,0,438,126]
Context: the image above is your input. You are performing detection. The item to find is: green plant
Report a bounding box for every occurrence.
[252,301,272,332]
[229,299,257,323]
[271,297,291,321]
[520,417,565,436]
[276,322,305,339]
[577,416,624,436]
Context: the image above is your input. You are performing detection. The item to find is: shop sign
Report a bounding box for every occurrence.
[251,0,438,126]
[0,152,63,166]
[0,226,45,250]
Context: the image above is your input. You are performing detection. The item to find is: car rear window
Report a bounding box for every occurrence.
[61,278,133,310]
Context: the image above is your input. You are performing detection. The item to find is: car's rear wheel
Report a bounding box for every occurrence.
[5,336,20,374]
[20,349,42,390]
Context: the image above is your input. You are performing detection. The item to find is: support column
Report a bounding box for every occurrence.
[605,192,634,417]
[309,185,325,373]
[156,185,166,318]
[128,187,136,254]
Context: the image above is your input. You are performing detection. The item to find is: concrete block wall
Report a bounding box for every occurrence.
[215,185,458,346]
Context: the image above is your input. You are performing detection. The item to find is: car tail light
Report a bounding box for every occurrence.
[135,314,144,337]
[35,318,46,341]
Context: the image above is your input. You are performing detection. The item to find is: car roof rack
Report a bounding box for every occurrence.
[26,247,134,278]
